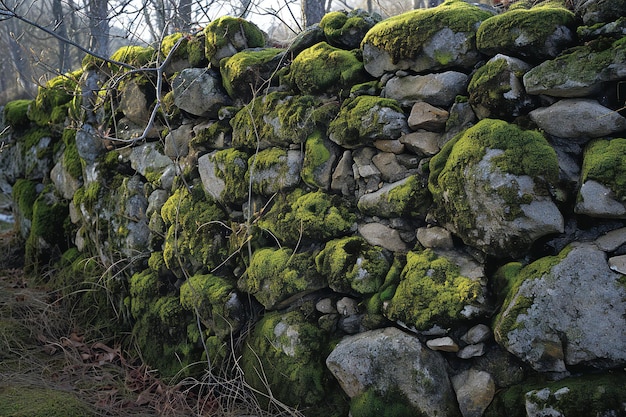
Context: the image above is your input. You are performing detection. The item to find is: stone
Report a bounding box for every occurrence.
[577,0,626,25]
[373,139,404,154]
[426,336,459,352]
[172,68,231,118]
[372,152,407,183]
[50,160,81,201]
[118,78,153,125]
[441,101,477,146]
[331,150,355,196]
[129,142,174,182]
[358,222,409,253]
[220,48,285,102]
[75,124,104,164]
[595,227,626,252]
[384,71,469,106]
[315,298,336,314]
[408,102,449,131]
[197,152,225,202]
[529,99,626,140]
[416,226,454,249]
[247,149,302,196]
[494,243,626,374]
[400,130,441,156]
[357,175,431,219]
[608,254,626,274]
[336,297,359,316]
[338,314,363,334]
[204,16,265,67]
[326,327,462,417]
[457,343,486,359]
[451,370,495,417]
[576,180,626,218]
[320,9,381,50]
[461,323,492,344]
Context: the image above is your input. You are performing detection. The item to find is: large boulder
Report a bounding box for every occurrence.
[203,16,265,67]
[428,119,563,257]
[220,48,285,102]
[320,9,381,50]
[326,327,462,417]
[361,0,492,77]
[493,243,626,374]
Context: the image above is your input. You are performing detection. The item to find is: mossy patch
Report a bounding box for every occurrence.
[3,99,32,127]
[246,147,300,195]
[286,42,368,96]
[160,32,189,61]
[28,71,81,127]
[12,179,38,221]
[350,387,417,417]
[62,129,83,180]
[240,247,323,309]
[301,130,333,189]
[361,0,491,64]
[109,45,156,68]
[0,386,93,417]
[203,16,265,65]
[211,148,249,203]
[257,188,357,246]
[384,249,483,330]
[580,138,626,201]
[320,9,381,49]
[220,47,284,100]
[316,236,390,295]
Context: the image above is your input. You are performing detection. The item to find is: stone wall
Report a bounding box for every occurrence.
[1,0,626,416]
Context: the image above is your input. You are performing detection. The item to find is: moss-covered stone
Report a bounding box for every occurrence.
[0,386,94,417]
[357,174,432,218]
[203,16,265,66]
[61,128,83,180]
[241,310,347,416]
[327,95,405,148]
[187,33,208,67]
[12,179,38,221]
[320,9,381,50]
[210,148,249,203]
[161,185,229,277]
[257,188,357,246]
[476,3,576,60]
[160,32,189,61]
[109,45,156,68]
[579,138,626,201]
[350,387,417,417]
[246,147,301,195]
[385,249,483,330]
[220,47,284,101]
[28,72,81,127]
[286,42,369,96]
[301,130,337,189]
[231,92,339,150]
[179,273,245,338]
[240,247,325,309]
[315,236,390,295]
[3,99,32,127]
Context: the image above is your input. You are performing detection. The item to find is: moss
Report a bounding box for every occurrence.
[210,148,249,203]
[385,174,432,218]
[351,387,417,417]
[476,4,576,57]
[301,130,332,188]
[286,42,368,96]
[0,386,93,417]
[241,247,322,309]
[161,185,229,277]
[257,189,357,246]
[246,147,299,195]
[320,10,380,49]
[428,119,559,236]
[61,129,83,180]
[109,45,156,68]
[485,371,626,417]
[28,71,80,127]
[160,32,189,61]
[327,95,404,148]
[203,16,265,64]
[190,119,231,150]
[12,179,38,221]
[3,99,32,127]
[73,181,101,211]
[179,273,241,338]
[231,92,338,149]
[220,47,284,100]
[241,310,346,416]
[187,33,208,67]
[580,138,626,201]
[316,236,390,295]
[385,249,483,330]
[361,0,491,64]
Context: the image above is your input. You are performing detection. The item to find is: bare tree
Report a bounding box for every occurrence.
[301,0,325,27]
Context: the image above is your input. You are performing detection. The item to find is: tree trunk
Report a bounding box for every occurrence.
[52,0,70,72]
[301,0,325,28]
[177,0,192,31]
[87,0,109,57]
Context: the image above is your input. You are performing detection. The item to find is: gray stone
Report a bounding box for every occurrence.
[198,151,226,201]
[119,78,152,125]
[529,99,626,140]
[76,124,104,164]
[426,336,459,352]
[595,227,626,252]
[248,149,302,196]
[575,180,626,218]
[451,370,495,417]
[408,102,449,131]
[400,130,441,156]
[129,142,174,179]
[384,71,469,106]
[326,327,461,417]
[373,139,404,154]
[164,123,194,158]
[172,68,231,117]
[358,222,409,253]
[315,298,336,314]
[336,297,359,316]
[331,150,355,196]
[416,226,454,250]
[50,160,81,201]
[461,324,492,344]
[608,254,626,274]
[457,343,486,359]
[372,152,407,183]
[577,0,626,25]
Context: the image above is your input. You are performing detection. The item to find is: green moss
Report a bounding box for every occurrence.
[3,99,32,127]
[361,0,491,64]
[12,179,37,221]
[286,42,368,96]
[320,10,380,48]
[385,249,482,330]
[428,119,559,235]
[476,4,576,56]
[327,95,404,148]
[187,33,208,67]
[316,236,390,295]
[61,129,82,179]
[161,186,228,277]
[351,387,417,417]
[231,92,338,149]
[220,47,284,99]
[241,247,322,309]
[580,138,626,201]
[0,386,93,417]
[203,16,265,64]
[301,130,332,188]
[210,148,249,203]
[485,372,626,417]
[73,181,101,211]
[160,32,189,61]
[28,71,80,127]
[109,45,156,68]
[258,189,357,246]
[385,174,432,218]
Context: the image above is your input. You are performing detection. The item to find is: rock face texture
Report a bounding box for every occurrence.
[1,0,626,416]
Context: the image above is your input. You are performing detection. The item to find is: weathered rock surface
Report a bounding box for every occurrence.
[172,68,232,118]
[384,71,469,106]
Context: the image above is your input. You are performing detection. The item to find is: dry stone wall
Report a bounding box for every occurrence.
[1,0,626,416]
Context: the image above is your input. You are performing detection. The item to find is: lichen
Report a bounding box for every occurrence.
[315,236,390,295]
[285,42,368,96]
[385,249,483,330]
[580,138,626,200]
[246,147,296,195]
[361,0,491,64]
[257,189,357,246]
